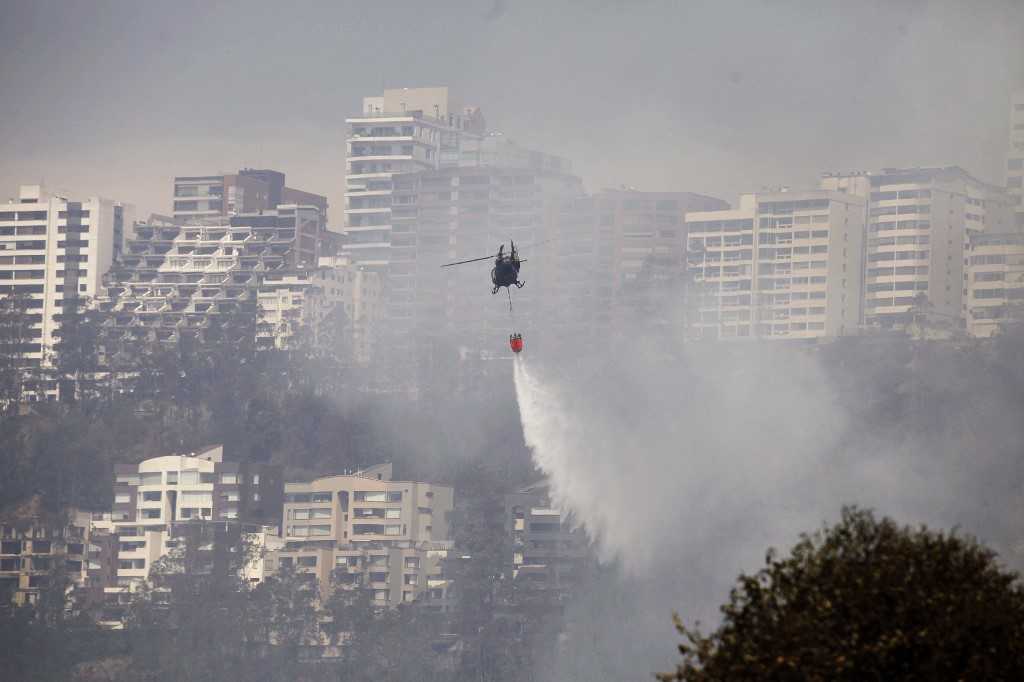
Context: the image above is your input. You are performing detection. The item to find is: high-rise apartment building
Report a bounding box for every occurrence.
[822,167,1014,329]
[684,189,865,340]
[965,231,1024,337]
[343,87,486,267]
[172,169,327,223]
[277,464,454,608]
[566,189,729,330]
[385,163,584,357]
[0,184,134,367]
[1007,91,1024,229]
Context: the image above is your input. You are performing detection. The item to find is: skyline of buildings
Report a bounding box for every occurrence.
[3,87,1024,386]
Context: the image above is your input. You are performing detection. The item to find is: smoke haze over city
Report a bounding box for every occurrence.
[2,1,1024,680]
[2,0,1022,220]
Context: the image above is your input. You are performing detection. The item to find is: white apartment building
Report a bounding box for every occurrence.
[278,464,454,608]
[0,184,134,366]
[965,231,1024,337]
[822,167,1013,329]
[1008,91,1024,229]
[344,87,486,267]
[106,446,281,599]
[685,190,864,340]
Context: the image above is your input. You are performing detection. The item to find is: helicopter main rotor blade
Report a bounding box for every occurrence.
[440,253,498,268]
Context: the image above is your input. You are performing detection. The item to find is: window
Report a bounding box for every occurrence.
[221,473,238,485]
[404,557,420,569]
[353,524,383,535]
[142,509,161,519]
[286,493,312,503]
[310,525,331,536]
[297,556,317,567]
[384,525,402,536]
[32,541,51,554]
[311,492,331,503]
[166,471,178,485]
[355,491,387,502]
[179,470,199,485]
[142,491,161,502]
[387,491,402,502]
[385,508,401,519]
[293,509,310,520]
[370,572,388,583]
[310,508,332,519]
[114,494,131,504]
[140,472,161,486]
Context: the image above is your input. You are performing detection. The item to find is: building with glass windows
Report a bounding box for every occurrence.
[685,189,865,340]
[1007,91,1024,229]
[276,464,454,609]
[104,445,282,611]
[965,230,1024,337]
[822,168,1013,330]
[343,87,486,268]
[0,184,134,370]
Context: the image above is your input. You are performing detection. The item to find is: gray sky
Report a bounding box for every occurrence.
[1,0,1022,224]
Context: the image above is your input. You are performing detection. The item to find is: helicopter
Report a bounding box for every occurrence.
[440,241,526,295]
[442,241,533,352]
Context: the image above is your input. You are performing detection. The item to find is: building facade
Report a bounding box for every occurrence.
[0,498,114,608]
[172,169,327,223]
[277,464,454,609]
[685,189,865,340]
[107,445,282,596]
[385,164,585,356]
[256,256,381,362]
[0,184,134,367]
[343,87,486,267]
[965,230,1024,337]
[822,167,1013,330]
[504,482,592,598]
[99,205,326,346]
[1008,91,1024,229]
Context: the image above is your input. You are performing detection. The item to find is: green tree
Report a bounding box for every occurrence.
[0,292,37,407]
[658,507,1024,681]
[51,295,106,402]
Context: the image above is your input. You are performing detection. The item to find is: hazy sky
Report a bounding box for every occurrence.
[1,0,1022,224]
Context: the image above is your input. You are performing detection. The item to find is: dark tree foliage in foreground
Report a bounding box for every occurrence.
[658,507,1024,681]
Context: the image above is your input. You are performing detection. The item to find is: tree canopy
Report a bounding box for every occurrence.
[658,507,1024,681]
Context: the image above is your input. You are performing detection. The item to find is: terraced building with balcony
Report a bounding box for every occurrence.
[98,205,325,345]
